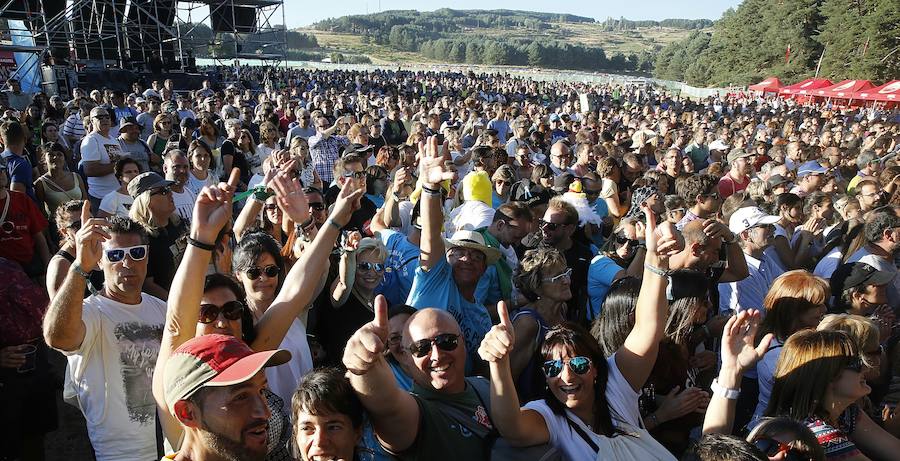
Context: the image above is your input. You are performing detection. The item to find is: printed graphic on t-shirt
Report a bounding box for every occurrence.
[114,322,163,424]
[104,143,124,162]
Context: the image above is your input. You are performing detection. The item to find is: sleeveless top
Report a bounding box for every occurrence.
[512,307,551,403]
[55,249,104,296]
[39,173,84,215]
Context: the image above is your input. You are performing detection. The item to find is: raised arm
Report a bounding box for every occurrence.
[343,295,420,453]
[479,301,551,446]
[42,201,108,352]
[704,219,749,283]
[617,208,683,391]
[252,174,364,351]
[418,136,454,271]
[702,309,772,435]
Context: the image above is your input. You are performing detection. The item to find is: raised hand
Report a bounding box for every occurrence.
[192,168,240,244]
[270,170,310,225]
[75,200,110,270]
[343,294,389,375]
[420,136,454,186]
[655,386,710,422]
[478,301,516,363]
[720,309,772,374]
[330,174,365,227]
[643,203,681,262]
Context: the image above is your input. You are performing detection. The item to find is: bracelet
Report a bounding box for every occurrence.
[71,263,91,279]
[711,378,741,400]
[325,218,342,231]
[422,184,441,195]
[644,263,670,277]
[187,237,216,251]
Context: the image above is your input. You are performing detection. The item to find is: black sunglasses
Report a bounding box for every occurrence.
[540,219,568,231]
[407,333,460,358]
[615,234,640,247]
[68,220,82,231]
[845,355,864,373]
[151,187,171,197]
[198,300,245,324]
[245,264,281,280]
[357,262,385,272]
[264,204,279,211]
[308,202,325,211]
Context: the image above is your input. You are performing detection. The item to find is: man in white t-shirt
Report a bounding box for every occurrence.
[81,107,125,213]
[163,149,197,224]
[43,210,166,461]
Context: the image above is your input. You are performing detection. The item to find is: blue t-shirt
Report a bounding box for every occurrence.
[475,264,503,307]
[406,256,493,373]
[487,119,510,144]
[2,150,35,201]
[374,229,420,306]
[587,254,624,321]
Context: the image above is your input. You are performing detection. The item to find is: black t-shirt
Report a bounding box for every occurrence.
[221,139,250,184]
[562,240,594,326]
[147,221,187,291]
[324,188,377,236]
[312,288,375,368]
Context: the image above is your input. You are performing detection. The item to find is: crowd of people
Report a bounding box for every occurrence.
[0,65,900,461]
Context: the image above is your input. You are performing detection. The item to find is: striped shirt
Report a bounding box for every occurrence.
[803,405,861,461]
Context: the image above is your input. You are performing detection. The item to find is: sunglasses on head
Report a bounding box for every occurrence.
[357,262,384,272]
[542,356,592,378]
[407,333,460,358]
[198,300,244,324]
[752,438,806,461]
[104,245,148,263]
[308,202,325,211]
[245,264,281,280]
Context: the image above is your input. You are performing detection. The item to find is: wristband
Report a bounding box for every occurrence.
[644,263,670,277]
[325,218,342,231]
[711,378,740,400]
[71,263,91,279]
[187,237,216,251]
[422,184,441,195]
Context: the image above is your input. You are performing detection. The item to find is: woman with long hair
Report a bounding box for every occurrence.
[764,329,900,460]
[128,171,186,299]
[749,271,829,427]
[479,207,679,459]
[46,200,103,299]
[290,136,322,190]
[597,156,630,220]
[152,169,365,459]
[34,142,87,222]
[198,114,225,180]
[185,139,217,196]
[255,121,281,173]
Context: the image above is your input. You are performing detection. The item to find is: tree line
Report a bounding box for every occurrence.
[654,0,900,87]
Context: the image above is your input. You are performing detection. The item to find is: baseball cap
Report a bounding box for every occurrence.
[142,89,161,100]
[128,171,175,198]
[163,334,290,414]
[89,107,110,118]
[727,148,753,163]
[552,172,576,193]
[797,161,828,177]
[838,262,895,291]
[119,116,140,129]
[548,113,561,122]
[729,206,780,235]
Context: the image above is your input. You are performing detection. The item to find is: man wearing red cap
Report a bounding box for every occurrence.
[161,334,291,461]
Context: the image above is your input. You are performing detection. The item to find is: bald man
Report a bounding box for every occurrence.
[343,298,496,461]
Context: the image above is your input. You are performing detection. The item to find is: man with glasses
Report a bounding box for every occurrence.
[43,204,166,460]
[116,116,154,173]
[82,107,125,213]
[286,108,315,143]
[309,114,352,185]
[539,197,592,323]
[856,179,884,214]
[474,202,533,311]
[676,174,722,231]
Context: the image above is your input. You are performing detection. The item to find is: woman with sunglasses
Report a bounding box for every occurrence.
[46,199,103,299]
[506,247,572,403]
[587,216,646,322]
[597,156,630,221]
[763,329,900,460]
[152,169,367,456]
[129,171,185,299]
[34,142,87,225]
[479,206,679,460]
[315,236,388,367]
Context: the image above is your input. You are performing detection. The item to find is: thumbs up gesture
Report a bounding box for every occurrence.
[478,301,516,363]
[343,294,390,375]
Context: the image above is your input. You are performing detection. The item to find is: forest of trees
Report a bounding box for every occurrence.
[654,0,900,87]
[313,9,700,73]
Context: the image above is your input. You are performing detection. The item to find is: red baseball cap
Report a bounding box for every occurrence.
[163,334,291,414]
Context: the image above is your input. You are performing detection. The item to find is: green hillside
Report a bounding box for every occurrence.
[293,9,713,73]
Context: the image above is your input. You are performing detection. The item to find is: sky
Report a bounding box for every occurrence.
[282,0,744,28]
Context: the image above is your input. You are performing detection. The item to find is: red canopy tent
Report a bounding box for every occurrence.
[779,78,833,96]
[855,80,900,102]
[748,77,782,93]
[814,79,874,99]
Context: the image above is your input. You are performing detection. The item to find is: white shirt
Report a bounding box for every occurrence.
[98,190,133,218]
[719,249,785,316]
[81,132,125,199]
[171,187,196,225]
[524,354,674,460]
[186,172,216,197]
[62,293,166,461]
[265,318,314,411]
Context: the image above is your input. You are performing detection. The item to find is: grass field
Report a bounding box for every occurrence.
[297,22,702,65]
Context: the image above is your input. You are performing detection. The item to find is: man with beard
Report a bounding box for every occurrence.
[162,334,291,461]
[163,149,197,224]
[718,206,784,315]
[538,196,593,324]
[43,205,165,460]
[718,148,753,199]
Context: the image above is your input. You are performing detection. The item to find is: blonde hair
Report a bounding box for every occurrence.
[259,121,279,145]
[513,247,567,302]
[129,190,180,233]
[817,314,879,367]
[760,270,828,340]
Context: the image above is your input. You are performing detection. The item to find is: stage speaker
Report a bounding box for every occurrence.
[211,6,257,34]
